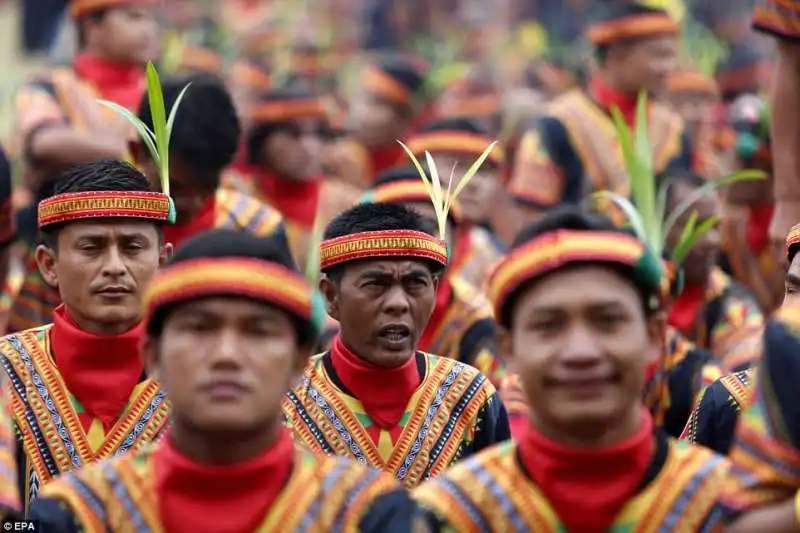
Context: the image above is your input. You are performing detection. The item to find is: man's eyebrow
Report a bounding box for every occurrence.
[787,273,800,286]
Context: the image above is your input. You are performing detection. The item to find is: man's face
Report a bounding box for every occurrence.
[147,297,308,432]
[506,265,661,437]
[613,36,678,94]
[89,6,158,64]
[667,93,716,138]
[263,120,324,181]
[350,92,409,147]
[36,220,165,333]
[321,259,437,367]
[665,183,721,286]
[783,253,800,307]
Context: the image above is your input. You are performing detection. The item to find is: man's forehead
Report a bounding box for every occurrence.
[349,259,431,275]
[61,219,156,238]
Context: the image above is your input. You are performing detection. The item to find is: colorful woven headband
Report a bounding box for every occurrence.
[666,71,719,97]
[363,181,463,223]
[488,230,663,326]
[70,0,156,18]
[38,191,172,229]
[320,229,448,271]
[363,67,413,105]
[786,223,800,251]
[251,99,325,124]
[405,133,504,167]
[143,257,323,333]
[587,14,679,46]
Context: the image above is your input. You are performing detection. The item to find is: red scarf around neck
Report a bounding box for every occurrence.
[667,283,705,336]
[163,194,216,250]
[746,204,774,254]
[330,335,420,430]
[235,165,321,229]
[591,76,639,127]
[518,411,654,533]
[50,304,144,431]
[155,429,294,533]
[73,53,145,111]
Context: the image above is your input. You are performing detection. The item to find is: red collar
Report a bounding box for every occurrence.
[518,412,654,533]
[667,283,706,336]
[50,304,144,431]
[163,194,216,250]
[746,204,775,254]
[590,76,639,126]
[236,165,321,229]
[330,335,420,429]
[155,429,294,533]
[73,53,145,111]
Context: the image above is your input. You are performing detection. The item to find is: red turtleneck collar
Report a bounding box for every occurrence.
[235,165,321,229]
[155,429,294,533]
[667,283,705,336]
[590,76,639,126]
[163,194,216,250]
[747,204,774,254]
[518,411,654,533]
[73,53,144,111]
[330,335,420,429]
[50,304,144,431]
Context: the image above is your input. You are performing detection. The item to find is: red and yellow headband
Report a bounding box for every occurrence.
[70,0,156,18]
[488,230,657,325]
[666,71,719,97]
[250,98,325,124]
[38,191,171,230]
[587,13,679,46]
[786,224,800,252]
[405,132,504,167]
[366,181,463,223]
[320,230,448,271]
[143,257,317,327]
[363,66,413,105]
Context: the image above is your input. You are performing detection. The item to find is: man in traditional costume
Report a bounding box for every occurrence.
[0,160,171,511]
[282,202,510,488]
[663,170,764,370]
[721,305,800,531]
[680,223,800,454]
[135,73,286,250]
[403,118,508,291]
[413,206,730,532]
[361,166,505,386]
[751,0,800,265]
[509,3,690,224]
[27,229,416,532]
[9,0,158,332]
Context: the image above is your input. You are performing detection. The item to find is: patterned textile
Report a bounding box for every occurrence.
[509,89,687,208]
[6,252,60,333]
[414,437,730,532]
[0,379,20,514]
[500,327,720,438]
[29,443,410,532]
[0,326,168,511]
[723,306,800,518]
[422,277,505,387]
[282,351,509,488]
[752,0,800,39]
[449,226,505,295]
[681,369,754,454]
[213,187,284,237]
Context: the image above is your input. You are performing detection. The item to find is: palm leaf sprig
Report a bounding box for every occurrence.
[97,62,190,205]
[398,140,497,241]
[595,91,764,267]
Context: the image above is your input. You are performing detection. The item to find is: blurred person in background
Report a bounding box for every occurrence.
[8,0,159,333]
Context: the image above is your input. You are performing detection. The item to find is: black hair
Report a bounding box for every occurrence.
[137,73,240,192]
[371,55,429,112]
[416,117,490,136]
[40,159,156,251]
[656,169,707,209]
[147,229,316,346]
[501,205,657,328]
[76,9,107,49]
[245,86,318,166]
[790,242,800,265]
[322,202,443,282]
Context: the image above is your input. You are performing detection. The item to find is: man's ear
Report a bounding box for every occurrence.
[141,336,161,381]
[35,244,59,288]
[159,242,173,266]
[319,276,340,321]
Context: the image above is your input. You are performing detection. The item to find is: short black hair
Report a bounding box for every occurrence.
[790,242,800,265]
[373,165,422,188]
[148,229,316,345]
[137,73,240,192]
[322,202,443,281]
[656,169,707,208]
[40,159,156,251]
[501,205,657,327]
